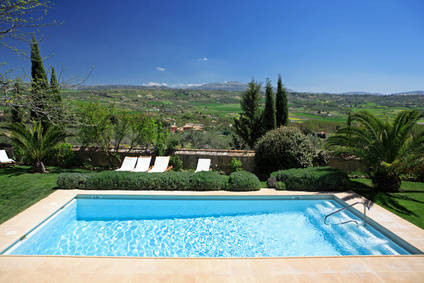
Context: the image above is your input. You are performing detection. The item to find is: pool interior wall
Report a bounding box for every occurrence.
[2,194,422,257]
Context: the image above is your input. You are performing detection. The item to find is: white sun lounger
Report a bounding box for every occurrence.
[0,150,15,164]
[131,156,152,172]
[195,158,211,173]
[148,156,172,173]
[115,156,138,171]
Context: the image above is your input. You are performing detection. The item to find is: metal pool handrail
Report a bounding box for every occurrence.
[324,201,368,225]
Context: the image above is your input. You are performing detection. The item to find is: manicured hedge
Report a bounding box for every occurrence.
[190,171,226,191]
[227,171,261,191]
[267,167,350,191]
[57,171,260,191]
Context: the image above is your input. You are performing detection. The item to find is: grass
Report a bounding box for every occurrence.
[352,178,424,229]
[0,166,89,224]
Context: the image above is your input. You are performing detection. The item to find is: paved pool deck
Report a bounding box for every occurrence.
[0,189,423,282]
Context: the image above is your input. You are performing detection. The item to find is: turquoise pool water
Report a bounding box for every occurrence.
[4,195,418,257]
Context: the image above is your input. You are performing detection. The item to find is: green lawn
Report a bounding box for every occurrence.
[0,166,89,224]
[352,178,424,229]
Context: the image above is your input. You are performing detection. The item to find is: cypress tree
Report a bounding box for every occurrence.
[50,67,63,122]
[30,36,49,126]
[233,79,264,148]
[262,78,276,131]
[276,74,289,126]
[11,79,24,123]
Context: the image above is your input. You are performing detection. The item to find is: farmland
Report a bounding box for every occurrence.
[1,86,422,149]
[60,88,424,131]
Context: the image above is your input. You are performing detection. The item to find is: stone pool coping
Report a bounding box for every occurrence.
[0,189,423,282]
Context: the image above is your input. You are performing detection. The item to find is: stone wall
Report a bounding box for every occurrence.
[175,149,255,173]
[7,146,365,174]
[70,147,151,168]
[327,157,366,174]
[70,148,255,173]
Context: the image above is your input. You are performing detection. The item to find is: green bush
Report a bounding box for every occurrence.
[52,143,77,168]
[255,126,314,179]
[57,171,229,191]
[169,155,184,171]
[56,173,88,189]
[267,166,350,191]
[230,157,243,173]
[191,171,226,191]
[227,171,261,191]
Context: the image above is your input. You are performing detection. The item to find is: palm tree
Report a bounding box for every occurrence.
[326,110,424,191]
[1,121,68,173]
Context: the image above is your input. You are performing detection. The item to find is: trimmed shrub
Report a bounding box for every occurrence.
[268,166,350,191]
[57,171,227,191]
[255,126,314,179]
[56,173,88,189]
[145,172,194,190]
[227,171,261,191]
[191,171,226,191]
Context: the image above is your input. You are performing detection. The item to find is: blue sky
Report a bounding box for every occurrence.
[1,0,423,93]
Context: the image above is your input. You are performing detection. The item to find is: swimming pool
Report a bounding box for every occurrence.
[2,195,421,257]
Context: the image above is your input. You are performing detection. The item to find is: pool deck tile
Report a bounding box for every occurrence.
[0,189,423,282]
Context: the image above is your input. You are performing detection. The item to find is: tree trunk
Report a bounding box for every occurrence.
[33,160,46,173]
[372,172,401,192]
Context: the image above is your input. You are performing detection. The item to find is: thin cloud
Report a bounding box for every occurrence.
[171,83,204,88]
[142,82,168,87]
[156,66,166,71]
[199,57,208,62]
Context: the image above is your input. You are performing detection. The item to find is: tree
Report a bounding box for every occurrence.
[0,0,58,55]
[49,66,63,122]
[276,74,289,126]
[262,78,276,131]
[11,78,24,123]
[30,35,49,127]
[0,120,68,172]
[326,110,424,191]
[233,79,263,148]
[76,101,114,148]
[128,115,157,149]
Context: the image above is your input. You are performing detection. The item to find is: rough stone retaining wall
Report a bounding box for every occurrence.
[4,145,365,174]
[68,147,363,174]
[175,149,255,174]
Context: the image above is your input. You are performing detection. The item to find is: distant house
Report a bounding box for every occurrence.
[170,125,178,133]
[170,123,203,133]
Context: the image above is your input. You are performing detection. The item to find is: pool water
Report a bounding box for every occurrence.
[4,196,417,257]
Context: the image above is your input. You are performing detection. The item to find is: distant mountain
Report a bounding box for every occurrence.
[390,90,424,96]
[339,91,424,96]
[79,84,149,90]
[187,81,248,92]
[77,83,424,96]
[339,91,383,96]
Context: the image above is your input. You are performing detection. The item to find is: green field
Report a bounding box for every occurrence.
[57,88,424,131]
